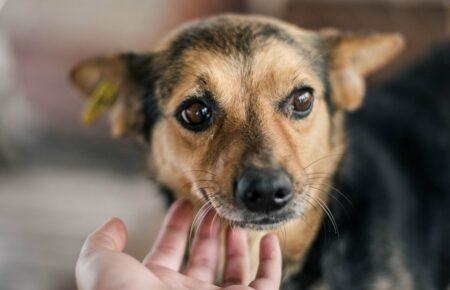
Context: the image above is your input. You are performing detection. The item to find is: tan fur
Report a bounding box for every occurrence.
[324,31,405,111]
[69,14,404,281]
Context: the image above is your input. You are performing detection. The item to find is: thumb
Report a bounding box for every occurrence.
[81,217,128,257]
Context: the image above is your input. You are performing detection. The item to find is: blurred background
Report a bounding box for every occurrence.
[0,0,448,289]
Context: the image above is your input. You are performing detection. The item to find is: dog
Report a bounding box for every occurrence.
[69,14,450,289]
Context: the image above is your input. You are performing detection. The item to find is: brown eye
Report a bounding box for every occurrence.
[176,94,217,132]
[290,89,314,117]
[179,101,212,129]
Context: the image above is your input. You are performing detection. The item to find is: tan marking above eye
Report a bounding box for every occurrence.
[181,102,212,125]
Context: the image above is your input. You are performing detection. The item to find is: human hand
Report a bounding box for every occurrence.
[76,199,282,290]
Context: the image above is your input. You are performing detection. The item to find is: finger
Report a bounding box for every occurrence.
[183,210,221,283]
[221,226,250,287]
[143,199,194,270]
[249,234,282,290]
[81,217,127,257]
[76,218,170,290]
[76,217,128,289]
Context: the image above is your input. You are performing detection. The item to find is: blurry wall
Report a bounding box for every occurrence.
[3,0,172,138]
[285,0,450,83]
[0,1,448,290]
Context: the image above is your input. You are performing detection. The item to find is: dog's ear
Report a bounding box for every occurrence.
[70,53,153,138]
[321,30,404,111]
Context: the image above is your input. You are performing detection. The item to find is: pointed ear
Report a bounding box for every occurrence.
[321,30,405,111]
[69,53,152,138]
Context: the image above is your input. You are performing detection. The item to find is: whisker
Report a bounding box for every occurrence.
[190,186,219,196]
[281,225,287,253]
[188,202,211,247]
[190,202,208,233]
[210,211,220,236]
[306,182,353,206]
[308,185,349,216]
[302,195,319,213]
[181,179,219,189]
[305,172,335,179]
[305,192,339,236]
[301,195,324,229]
[182,169,217,177]
[303,153,345,171]
[305,172,334,177]
[193,203,213,239]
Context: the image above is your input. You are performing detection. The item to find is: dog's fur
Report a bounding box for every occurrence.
[287,42,450,290]
[70,14,450,289]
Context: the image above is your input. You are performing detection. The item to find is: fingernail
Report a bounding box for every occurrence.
[100,217,126,239]
[102,217,120,231]
[262,233,279,244]
[260,233,280,258]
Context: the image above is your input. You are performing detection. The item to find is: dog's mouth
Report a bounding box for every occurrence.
[229,211,296,230]
[218,207,298,230]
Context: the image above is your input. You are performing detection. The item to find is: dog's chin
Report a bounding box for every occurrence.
[233,217,288,231]
[225,211,297,231]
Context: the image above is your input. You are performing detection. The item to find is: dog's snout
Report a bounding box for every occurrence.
[235,168,292,213]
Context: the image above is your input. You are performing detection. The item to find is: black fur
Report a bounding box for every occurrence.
[123,53,162,141]
[167,17,297,59]
[286,43,450,290]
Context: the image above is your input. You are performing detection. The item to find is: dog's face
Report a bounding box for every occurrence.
[70,15,403,231]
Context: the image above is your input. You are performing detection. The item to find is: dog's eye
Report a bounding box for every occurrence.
[175,94,217,132]
[289,88,314,118]
[179,101,212,128]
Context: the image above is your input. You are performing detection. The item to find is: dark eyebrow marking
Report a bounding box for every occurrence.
[167,19,299,60]
[122,53,162,142]
[197,74,209,87]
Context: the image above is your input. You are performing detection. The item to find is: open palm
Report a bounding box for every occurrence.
[76,200,282,290]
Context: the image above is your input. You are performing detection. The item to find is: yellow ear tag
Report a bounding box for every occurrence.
[82,80,119,124]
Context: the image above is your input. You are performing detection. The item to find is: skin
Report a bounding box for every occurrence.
[76,199,282,290]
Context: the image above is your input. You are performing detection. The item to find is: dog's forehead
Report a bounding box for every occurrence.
[161,16,326,114]
[163,16,301,55]
[161,15,322,69]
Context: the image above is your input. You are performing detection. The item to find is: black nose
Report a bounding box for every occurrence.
[235,168,293,213]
